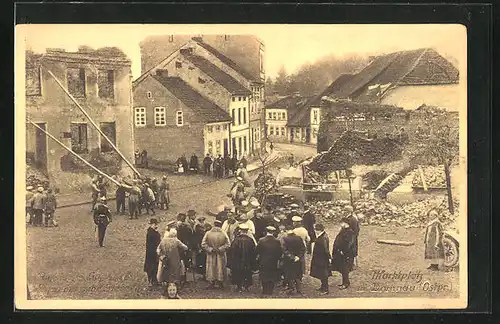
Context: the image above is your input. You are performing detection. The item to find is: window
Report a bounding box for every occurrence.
[269,127,274,136]
[176,111,184,126]
[215,125,221,132]
[238,137,242,155]
[100,122,116,153]
[281,127,286,137]
[232,97,235,102]
[243,107,247,124]
[70,123,88,154]
[169,35,174,42]
[208,141,213,154]
[207,126,213,133]
[147,91,152,99]
[272,112,277,120]
[238,108,241,125]
[176,61,182,69]
[282,112,286,120]
[312,109,319,124]
[243,97,246,101]
[223,124,228,131]
[268,112,272,119]
[216,140,221,155]
[26,65,41,96]
[67,68,86,98]
[232,109,236,126]
[238,97,242,101]
[97,69,114,99]
[154,107,166,126]
[134,107,146,127]
[243,136,247,153]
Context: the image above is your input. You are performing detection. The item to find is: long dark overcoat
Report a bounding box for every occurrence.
[347,215,360,257]
[144,227,162,273]
[302,211,316,243]
[229,234,257,285]
[282,233,306,280]
[310,232,332,280]
[331,227,355,273]
[256,235,283,283]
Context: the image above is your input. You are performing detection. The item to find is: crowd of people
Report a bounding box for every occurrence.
[202,153,248,179]
[25,185,58,227]
[140,183,361,298]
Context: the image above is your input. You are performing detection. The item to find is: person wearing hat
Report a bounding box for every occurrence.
[31,186,45,226]
[43,188,58,227]
[282,224,306,295]
[331,217,355,289]
[156,228,188,297]
[216,205,231,223]
[236,214,256,241]
[256,226,282,295]
[26,186,34,225]
[310,223,331,295]
[302,207,317,254]
[158,175,171,210]
[252,211,268,241]
[144,218,162,287]
[189,153,199,174]
[230,177,246,206]
[292,216,311,251]
[229,223,257,293]
[222,212,239,243]
[193,216,209,276]
[345,205,360,268]
[93,196,112,247]
[201,220,231,289]
[203,154,213,175]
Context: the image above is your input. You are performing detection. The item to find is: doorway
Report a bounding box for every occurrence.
[305,128,311,143]
[34,123,48,169]
[223,139,229,157]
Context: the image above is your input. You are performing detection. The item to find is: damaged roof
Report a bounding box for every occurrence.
[191,37,257,82]
[182,53,252,96]
[152,75,232,124]
[328,48,459,102]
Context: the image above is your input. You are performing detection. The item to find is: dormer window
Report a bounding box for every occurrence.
[147,91,152,99]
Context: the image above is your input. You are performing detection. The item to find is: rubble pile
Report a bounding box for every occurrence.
[26,163,49,189]
[307,196,459,229]
[253,172,279,203]
[412,165,446,188]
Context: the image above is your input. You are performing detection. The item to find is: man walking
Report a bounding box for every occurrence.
[93,196,112,247]
[310,223,331,295]
[229,223,257,292]
[201,220,231,289]
[256,226,282,295]
[144,218,161,287]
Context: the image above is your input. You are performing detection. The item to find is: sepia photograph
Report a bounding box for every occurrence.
[14,24,467,309]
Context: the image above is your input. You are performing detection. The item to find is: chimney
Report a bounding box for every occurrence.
[155,69,169,78]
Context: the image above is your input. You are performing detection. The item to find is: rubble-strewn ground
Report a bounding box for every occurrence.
[26,170,459,301]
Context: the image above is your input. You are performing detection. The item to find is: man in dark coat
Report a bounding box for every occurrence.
[141,149,149,168]
[229,223,257,292]
[253,211,268,241]
[302,207,317,254]
[331,217,355,289]
[345,206,360,268]
[194,216,210,276]
[216,206,231,223]
[144,218,161,286]
[115,184,126,215]
[93,196,112,247]
[190,153,199,174]
[282,224,306,295]
[310,223,331,295]
[256,226,283,295]
[203,154,212,175]
[216,155,224,179]
[180,154,189,174]
[223,154,231,177]
[231,154,238,175]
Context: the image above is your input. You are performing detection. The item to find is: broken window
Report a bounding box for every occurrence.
[26,65,41,96]
[97,69,114,99]
[135,107,146,127]
[100,122,116,153]
[154,107,166,126]
[70,123,88,154]
[67,68,86,98]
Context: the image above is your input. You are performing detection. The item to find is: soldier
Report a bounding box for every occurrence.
[93,196,112,247]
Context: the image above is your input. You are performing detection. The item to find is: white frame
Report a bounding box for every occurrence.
[134,107,147,127]
[176,111,184,126]
[154,107,167,126]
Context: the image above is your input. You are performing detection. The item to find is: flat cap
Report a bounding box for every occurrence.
[292,216,302,222]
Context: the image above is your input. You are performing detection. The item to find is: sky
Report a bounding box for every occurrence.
[17,24,466,79]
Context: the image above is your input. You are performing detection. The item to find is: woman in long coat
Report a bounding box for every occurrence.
[310,223,331,294]
[157,228,188,291]
[144,218,162,286]
[331,218,355,289]
[201,220,231,288]
[424,210,445,270]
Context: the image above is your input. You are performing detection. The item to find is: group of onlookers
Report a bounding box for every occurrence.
[202,154,248,179]
[25,185,58,227]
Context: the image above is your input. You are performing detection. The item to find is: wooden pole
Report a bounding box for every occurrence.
[27,119,121,186]
[43,67,142,178]
[347,169,354,207]
[444,161,454,214]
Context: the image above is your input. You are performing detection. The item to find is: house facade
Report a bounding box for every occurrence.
[25,48,134,182]
[264,95,311,144]
[133,72,231,164]
[138,35,265,154]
